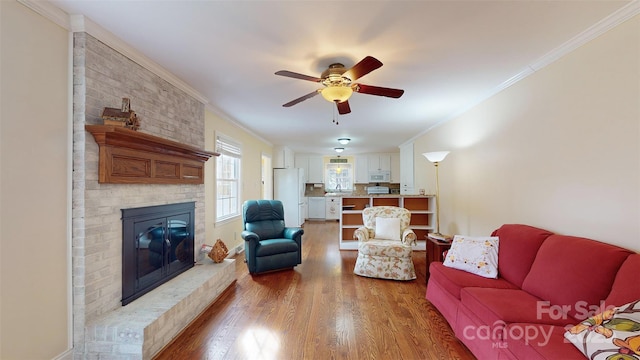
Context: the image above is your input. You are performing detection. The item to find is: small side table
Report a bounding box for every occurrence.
[426,235,452,280]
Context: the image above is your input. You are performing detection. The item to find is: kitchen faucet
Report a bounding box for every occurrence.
[336,183,341,192]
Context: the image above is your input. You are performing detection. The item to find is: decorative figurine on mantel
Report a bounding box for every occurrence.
[101,97,140,131]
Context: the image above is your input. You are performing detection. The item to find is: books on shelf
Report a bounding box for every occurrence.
[428,232,453,242]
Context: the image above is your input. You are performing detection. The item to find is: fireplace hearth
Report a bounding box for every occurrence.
[121,202,195,305]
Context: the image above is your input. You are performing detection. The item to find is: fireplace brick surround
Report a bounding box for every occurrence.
[72,32,235,358]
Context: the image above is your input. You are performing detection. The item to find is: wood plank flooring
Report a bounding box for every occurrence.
[154,221,475,360]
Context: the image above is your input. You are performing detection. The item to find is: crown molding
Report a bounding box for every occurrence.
[401,0,640,148]
[205,104,273,147]
[531,0,640,71]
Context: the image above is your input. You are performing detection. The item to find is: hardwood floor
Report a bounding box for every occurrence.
[154,221,475,360]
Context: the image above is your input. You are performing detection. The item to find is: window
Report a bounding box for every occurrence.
[216,134,241,222]
[325,163,353,191]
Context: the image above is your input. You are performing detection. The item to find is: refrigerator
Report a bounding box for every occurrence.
[273,168,305,227]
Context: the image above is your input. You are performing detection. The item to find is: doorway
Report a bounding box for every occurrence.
[261,153,272,200]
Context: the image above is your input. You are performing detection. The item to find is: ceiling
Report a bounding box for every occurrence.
[50,0,631,155]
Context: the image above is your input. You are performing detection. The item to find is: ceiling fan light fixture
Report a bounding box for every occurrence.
[334,147,345,153]
[337,138,351,145]
[321,86,353,103]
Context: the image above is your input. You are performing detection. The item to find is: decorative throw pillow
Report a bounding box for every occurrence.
[375,217,401,241]
[564,299,640,359]
[443,235,499,278]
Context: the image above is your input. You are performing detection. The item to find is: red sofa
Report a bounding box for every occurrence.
[426,224,640,359]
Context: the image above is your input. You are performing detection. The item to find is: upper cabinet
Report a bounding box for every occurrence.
[391,153,400,183]
[297,151,402,185]
[355,155,369,184]
[274,146,294,168]
[368,154,391,172]
[399,143,415,194]
[354,153,399,183]
[295,154,324,183]
[307,156,324,183]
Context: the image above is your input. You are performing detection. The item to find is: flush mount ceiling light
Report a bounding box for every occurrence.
[334,147,345,153]
[337,138,351,145]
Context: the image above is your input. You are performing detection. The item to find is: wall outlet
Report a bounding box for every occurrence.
[235,244,244,254]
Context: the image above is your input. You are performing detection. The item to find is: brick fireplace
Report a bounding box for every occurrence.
[72,32,235,358]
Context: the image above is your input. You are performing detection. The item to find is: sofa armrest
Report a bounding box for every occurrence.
[241,230,260,243]
[283,227,304,243]
[402,229,417,246]
[354,227,370,242]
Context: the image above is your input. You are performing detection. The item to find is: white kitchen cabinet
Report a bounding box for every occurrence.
[308,197,326,219]
[368,154,391,172]
[400,143,415,194]
[274,146,294,168]
[354,155,369,183]
[325,197,340,220]
[390,153,400,183]
[307,156,324,183]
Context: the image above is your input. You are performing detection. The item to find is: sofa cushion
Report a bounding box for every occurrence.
[429,262,518,300]
[503,324,585,360]
[460,287,577,328]
[443,235,499,278]
[491,224,553,287]
[564,299,640,360]
[375,217,401,240]
[255,238,299,257]
[521,235,632,320]
[358,239,412,257]
[605,254,640,308]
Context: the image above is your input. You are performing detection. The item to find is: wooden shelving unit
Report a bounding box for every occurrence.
[339,195,435,250]
[403,197,434,241]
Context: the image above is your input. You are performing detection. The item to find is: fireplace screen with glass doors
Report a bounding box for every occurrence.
[121,202,195,305]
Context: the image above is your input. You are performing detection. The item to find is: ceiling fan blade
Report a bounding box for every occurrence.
[342,56,383,81]
[354,84,404,98]
[336,100,351,115]
[275,70,322,82]
[282,90,321,107]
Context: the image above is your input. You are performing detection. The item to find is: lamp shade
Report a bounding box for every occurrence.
[422,151,450,163]
[321,86,353,103]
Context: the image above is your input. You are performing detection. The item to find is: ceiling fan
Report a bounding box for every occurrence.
[275,56,404,115]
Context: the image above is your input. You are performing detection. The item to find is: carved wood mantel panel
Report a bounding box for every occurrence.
[85,125,218,184]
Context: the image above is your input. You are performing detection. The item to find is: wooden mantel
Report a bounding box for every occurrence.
[85,125,219,184]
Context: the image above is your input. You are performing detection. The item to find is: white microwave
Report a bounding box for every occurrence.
[369,170,390,183]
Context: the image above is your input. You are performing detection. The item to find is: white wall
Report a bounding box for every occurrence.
[0,1,71,358]
[204,108,273,254]
[413,15,640,251]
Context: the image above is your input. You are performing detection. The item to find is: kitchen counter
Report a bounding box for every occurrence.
[326,194,434,197]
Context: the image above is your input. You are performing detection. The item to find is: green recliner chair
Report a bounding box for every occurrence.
[241,200,303,274]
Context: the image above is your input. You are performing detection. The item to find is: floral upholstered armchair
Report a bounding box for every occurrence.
[353,206,417,280]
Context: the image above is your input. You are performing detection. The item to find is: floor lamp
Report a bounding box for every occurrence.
[422,151,450,238]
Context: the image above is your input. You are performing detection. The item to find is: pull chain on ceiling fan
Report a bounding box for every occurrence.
[275,56,404,115]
